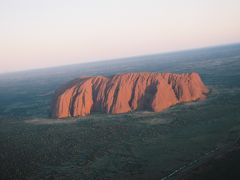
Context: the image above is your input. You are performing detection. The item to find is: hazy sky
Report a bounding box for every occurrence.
[1,0,240,73]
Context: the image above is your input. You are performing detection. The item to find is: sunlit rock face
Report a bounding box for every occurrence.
[52,72,208,118]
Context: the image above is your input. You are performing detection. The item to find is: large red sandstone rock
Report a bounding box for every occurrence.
[52,72,208,118]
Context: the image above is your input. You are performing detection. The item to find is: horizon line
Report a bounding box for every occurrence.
[1,41,240,75]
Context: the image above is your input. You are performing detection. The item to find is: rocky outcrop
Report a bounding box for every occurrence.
[52,72,208,118]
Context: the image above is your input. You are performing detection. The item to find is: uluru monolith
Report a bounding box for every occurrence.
[52,72,208,118]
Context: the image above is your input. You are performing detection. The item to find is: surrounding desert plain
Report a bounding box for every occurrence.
[1,44,240,179]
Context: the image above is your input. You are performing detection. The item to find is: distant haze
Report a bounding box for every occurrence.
[1,0,240,73]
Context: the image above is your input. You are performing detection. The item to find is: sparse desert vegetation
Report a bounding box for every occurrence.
[1,44,240,179]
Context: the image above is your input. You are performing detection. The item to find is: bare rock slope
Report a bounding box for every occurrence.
[52,72,208,118]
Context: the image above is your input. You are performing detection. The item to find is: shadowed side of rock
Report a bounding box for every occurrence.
[52,72,209,118]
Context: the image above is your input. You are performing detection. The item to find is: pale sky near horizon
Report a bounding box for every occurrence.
[0,0,240,73]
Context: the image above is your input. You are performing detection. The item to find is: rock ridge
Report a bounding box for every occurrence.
[52,72,209,118]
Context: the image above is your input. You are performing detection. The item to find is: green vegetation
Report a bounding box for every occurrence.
[0,44,240,179]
